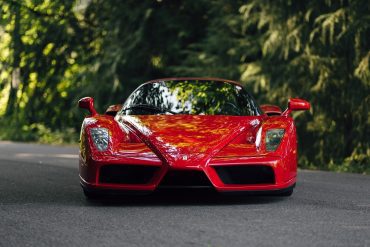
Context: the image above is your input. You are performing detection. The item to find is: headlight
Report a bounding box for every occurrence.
[90,128,109,151]
[265,129,285,152]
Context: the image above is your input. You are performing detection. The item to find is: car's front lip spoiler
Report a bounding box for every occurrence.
[80,177,296,196]
[218,183,296,196]
[80,182,295,196]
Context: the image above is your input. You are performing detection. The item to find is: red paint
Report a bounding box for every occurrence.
[105,104,122,116]
[79,78,309,195]
[260,104,282,115]
[78,97,97,116]
[282,98,310,116]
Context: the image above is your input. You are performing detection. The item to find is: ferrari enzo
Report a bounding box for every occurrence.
[78,78,310,198]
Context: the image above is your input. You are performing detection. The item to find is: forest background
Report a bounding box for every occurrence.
[0,0,369,173]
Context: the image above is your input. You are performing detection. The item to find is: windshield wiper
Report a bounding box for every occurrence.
[122,104,177,115]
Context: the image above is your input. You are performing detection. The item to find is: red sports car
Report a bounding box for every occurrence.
[78,78,310,198]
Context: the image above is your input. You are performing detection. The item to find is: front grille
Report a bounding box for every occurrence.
[99,165,159,184]
[214,165,275,185]
[159,170,212,187]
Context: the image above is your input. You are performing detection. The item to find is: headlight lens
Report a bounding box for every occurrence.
[90,128,109,151]
[265,129,285,152]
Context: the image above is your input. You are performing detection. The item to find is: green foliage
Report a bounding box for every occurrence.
[0,119,77,144]
[0,0,369,173]
[235,0,370,173]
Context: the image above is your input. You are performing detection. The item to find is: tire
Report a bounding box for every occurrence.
[83,188,101,200]
[279,188,294,197]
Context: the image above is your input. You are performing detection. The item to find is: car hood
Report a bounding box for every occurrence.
[117,115,261,168]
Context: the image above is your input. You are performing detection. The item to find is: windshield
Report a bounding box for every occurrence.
[119,80,261,116]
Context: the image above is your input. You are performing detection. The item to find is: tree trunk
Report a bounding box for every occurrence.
[5,4,22,117]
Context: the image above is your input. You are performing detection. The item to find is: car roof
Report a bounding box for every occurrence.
[144,77,243,87]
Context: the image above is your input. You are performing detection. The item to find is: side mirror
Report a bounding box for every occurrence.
[260,104,282,116]
[105,104,122,116]
[78,97,97,116]
[282,98,310,116]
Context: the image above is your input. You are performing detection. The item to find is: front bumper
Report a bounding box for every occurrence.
[79,154,296,194]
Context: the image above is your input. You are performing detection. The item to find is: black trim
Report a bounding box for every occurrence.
[80,182,153,196]
[159,170,213,188]
[219,183,296,196]
[81,181,295,197]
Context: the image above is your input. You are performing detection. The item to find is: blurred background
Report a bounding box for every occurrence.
[0,0,369,173]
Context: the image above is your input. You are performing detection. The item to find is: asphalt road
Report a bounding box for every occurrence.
[0,141,369,247]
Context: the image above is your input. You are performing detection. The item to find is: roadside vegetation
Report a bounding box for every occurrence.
[0,0,369,174]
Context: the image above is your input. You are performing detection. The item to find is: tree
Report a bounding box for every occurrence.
[0,0,368,172]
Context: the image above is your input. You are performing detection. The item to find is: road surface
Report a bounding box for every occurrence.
[0,141,369,247]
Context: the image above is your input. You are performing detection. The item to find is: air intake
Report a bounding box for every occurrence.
[99,165,159,185]
[159,170,212,187]
[214,165,275,185]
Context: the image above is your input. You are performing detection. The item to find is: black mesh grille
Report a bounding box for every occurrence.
[159,170,212,187]
[214,165,275,185]
[99,165,159,185]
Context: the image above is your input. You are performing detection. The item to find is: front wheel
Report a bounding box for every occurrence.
[83,188,101,200]
[278,188,294,197]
